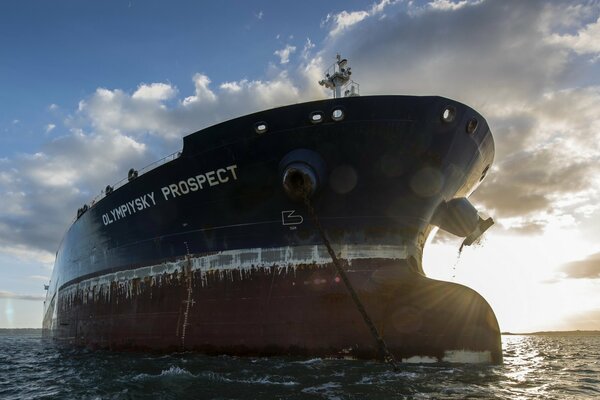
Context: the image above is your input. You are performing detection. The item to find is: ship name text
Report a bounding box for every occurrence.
[160,164,238,201]
[102,192,157,226]
[100,164,239,226]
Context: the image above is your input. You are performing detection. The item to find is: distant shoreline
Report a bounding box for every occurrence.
[0,328,42,332]
[501,330,600,336]
[1,328,599,336]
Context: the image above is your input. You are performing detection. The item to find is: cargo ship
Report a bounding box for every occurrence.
[42,56,502,364]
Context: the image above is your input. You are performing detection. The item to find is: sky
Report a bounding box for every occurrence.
[1,0,599,332]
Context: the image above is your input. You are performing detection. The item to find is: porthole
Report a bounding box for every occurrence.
[441,106,456,123]
[466,118,478,134]
[310,111,324,124]
[254,121,268,134]
[332,108,344,121]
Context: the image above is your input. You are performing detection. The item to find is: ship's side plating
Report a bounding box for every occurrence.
[43,95,501,363]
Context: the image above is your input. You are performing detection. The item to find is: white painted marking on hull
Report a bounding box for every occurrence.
[401,356,438,363]
[401,350,493,364]
[443,350,492,363]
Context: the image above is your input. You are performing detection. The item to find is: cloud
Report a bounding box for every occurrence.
[182,74,217,106]
[428,0,471,12]
[370,0,395,15]
[0,291,45,301]
[302,38,316,59]
[274,45,296,64]
[326,0,575,103]
[79,85,183,139]
[0,129,149,255]
[548,15,600,56]
[326,10,369,37]
[472,145,597,217]
[471,86,600,223]
[132,82,177,101]
[323,0,393,38]
[45,124,56,133]
[561,252,600,279]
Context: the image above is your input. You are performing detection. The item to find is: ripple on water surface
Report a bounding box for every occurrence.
[0,331,599,399]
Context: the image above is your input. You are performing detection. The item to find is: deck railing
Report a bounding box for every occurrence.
[79,150,181,216]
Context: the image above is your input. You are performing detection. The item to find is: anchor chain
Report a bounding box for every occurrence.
[301,192,398,370]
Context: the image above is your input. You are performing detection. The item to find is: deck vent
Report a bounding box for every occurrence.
[332,108,344,121]
[255,122,268,134]
[441,106,456,123]
[310,111,324,124]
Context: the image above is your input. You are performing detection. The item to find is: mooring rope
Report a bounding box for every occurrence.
[302,193,399,370]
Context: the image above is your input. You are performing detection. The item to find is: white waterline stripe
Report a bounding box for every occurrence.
[63,244,418,294]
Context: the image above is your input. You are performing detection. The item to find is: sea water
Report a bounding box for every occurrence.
[0,330,598,399]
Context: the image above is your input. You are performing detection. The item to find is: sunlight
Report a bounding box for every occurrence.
[424,223,600,332]
[3,299,14,328]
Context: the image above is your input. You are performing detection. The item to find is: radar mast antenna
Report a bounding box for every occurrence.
[318,54,360,98]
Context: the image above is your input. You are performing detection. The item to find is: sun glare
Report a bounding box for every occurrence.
[425,222,599,332]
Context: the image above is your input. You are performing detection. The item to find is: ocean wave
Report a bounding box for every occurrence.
[203,371,298,386]
[301,381,343,396]
[3,333,600,400]
[132,365,195,381]
[237,376,299,386]
[293,357,323,365]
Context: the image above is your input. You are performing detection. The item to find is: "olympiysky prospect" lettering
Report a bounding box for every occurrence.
[102,192,156,226]
[100,164,239,226]
[160,164,238,201]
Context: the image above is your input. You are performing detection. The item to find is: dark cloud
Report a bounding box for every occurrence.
[561,252,600,279]
[500,221,546,236]
[471,147,597,218]
[0,132,152,254]
[326,0,584,104]
[486,113,538,160]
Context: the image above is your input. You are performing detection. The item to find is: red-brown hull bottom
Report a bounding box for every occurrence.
[55,259,502,364]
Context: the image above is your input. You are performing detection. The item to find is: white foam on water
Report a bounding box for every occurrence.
[293,357,323,365]
[236,376,299,386]
[159,365,193,376]
[132,365,194,381]
[301,381,343,398]
[203,371,298,386]
[355,370,419,385]
[202,371,234,383]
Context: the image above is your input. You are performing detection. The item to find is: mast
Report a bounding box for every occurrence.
[319,54,360,98]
